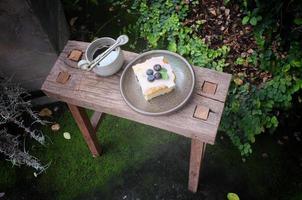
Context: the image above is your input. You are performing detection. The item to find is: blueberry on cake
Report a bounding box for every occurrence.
[132,56,176,101]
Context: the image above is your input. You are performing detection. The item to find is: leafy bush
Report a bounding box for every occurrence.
[111,0,302,157]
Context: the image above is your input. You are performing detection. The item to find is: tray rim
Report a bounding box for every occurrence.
[120,50,196,116]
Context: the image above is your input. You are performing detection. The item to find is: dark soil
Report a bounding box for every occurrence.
[185,0,272,85]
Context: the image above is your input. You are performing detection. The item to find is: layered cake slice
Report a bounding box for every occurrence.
[132,56,176,101]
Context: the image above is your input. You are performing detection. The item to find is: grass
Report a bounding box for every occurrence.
[0,104,301,199]
[0,105,178,200]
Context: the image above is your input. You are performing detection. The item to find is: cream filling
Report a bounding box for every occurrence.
[132,56,176,100]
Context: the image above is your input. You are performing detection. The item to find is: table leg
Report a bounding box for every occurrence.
[188,138,206,193]
[67,104,102,157]
[90,111,104,133]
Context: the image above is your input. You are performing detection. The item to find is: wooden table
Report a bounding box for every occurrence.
[42,40,231,193]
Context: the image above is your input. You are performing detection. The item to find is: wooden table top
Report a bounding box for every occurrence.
[42,40,231,144]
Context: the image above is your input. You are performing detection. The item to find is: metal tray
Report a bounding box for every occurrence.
[120,50,195,116]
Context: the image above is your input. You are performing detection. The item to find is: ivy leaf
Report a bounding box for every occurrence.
[294,18,302,25]
[168,41,177,52]
[271,116,278,128]
[242,16,250,25]
[224,0,230,5]
[147,35,159,47]
[250,17,258,26]
[89,0,98,5]
[227,193,240,200]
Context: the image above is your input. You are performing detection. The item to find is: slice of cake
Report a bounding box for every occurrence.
[132,56,176,101]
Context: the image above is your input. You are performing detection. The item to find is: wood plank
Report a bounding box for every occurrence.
[195,74,231,103]
[43,85,222,144]
[46,40,231,102]
[202,143,207,160]
[202,81,217,95]
[67,104,102,157]
[56,71,71,84]
[193,105,210,120]
[188,139,205,193]
[42,40,232,144]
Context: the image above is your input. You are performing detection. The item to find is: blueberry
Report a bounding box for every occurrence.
[147,75,155,82]
[154,72,162,79]
[153,64,162,71]
[146,69,154,75]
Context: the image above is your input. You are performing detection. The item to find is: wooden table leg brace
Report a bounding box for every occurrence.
[188,138,206,193]
[67,104,103,157]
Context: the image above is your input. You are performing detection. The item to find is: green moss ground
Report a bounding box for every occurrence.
[0,106,178,200]
[42,112,180,199]
[0,104,301,199]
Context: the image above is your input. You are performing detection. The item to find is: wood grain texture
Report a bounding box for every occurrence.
[68,49,83,62]
[194,105,210,120]
[67,104,102,157]
[90,111,104,133]
[202,81,217,95]
[56,71,70,84]
[42,40,232,144]
[188,139,205,193]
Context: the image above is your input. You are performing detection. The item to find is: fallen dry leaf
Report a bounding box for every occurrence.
[39,108,52,117]
[247,49,254,54]
[63,132,71,140]
[283,136,289,140]
[225,8,230,16]
[277,140,284,145]
[51,123,60,132]
[69,17,78,27]
[208,8,217,16]
[262,153,269,158]
[234,77,243,85]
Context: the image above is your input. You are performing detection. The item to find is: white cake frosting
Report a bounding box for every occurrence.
[132,56,176,100]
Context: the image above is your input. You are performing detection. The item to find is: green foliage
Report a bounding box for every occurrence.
[124,0,230,71]
[223,39,302,156]
[112,0,302,157]
[36,112,178,200]
[235,52,258,66]
[222,75,294,155]
[224,0,231,5]
[294,18,302,25]
[222,0,302,156]
[227,193,240,200]
[242,11,262,26]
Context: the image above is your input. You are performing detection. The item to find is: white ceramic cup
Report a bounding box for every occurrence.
[85,37,124,76]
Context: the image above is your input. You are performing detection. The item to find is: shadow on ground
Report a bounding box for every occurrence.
[1,102,301,200]
[76,130,302,200]
[76,138,250,200]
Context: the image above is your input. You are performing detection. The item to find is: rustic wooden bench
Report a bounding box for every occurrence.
[42,40,231,193]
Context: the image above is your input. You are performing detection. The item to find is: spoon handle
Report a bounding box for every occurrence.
[87,43,119,71]
[87,35,129,71]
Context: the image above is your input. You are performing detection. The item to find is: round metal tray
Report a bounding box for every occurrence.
[120,50,195,116]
